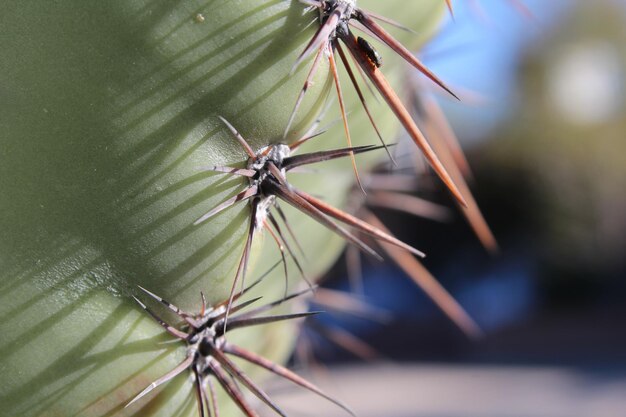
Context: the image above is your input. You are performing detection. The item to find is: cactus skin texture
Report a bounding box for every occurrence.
[0,1,443,416]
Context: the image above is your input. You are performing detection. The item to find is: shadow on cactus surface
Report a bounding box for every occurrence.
[0,0,502,416]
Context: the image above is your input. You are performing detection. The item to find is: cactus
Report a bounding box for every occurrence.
[0,1,450,416]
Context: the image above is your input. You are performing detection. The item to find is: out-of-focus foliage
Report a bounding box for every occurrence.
[477,0,626,278]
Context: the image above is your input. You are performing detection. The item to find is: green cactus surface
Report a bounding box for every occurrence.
[0,1,445,416]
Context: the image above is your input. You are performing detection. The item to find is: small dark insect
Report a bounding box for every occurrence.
[285,0,468,206]
[357,36,382,68]
[126,270,355,417]
[196,116,426,322]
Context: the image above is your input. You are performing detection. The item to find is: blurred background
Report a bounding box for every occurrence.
[269,0,626,415]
